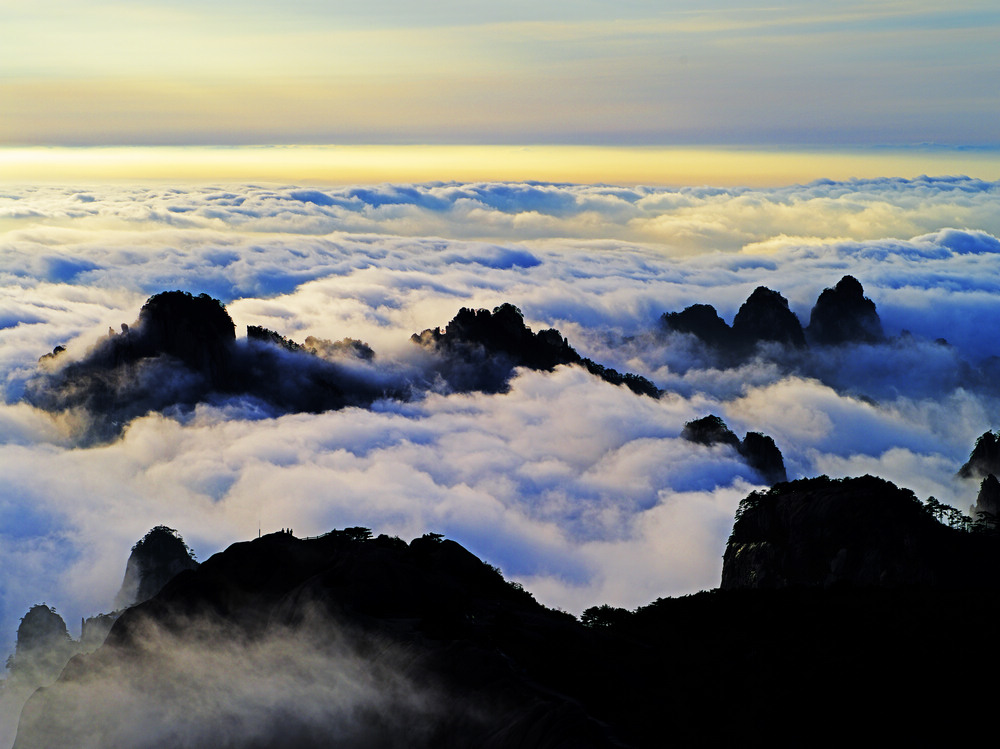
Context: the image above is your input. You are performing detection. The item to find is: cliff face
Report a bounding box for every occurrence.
[721,475,1000,590]
[113,526,199,610]
[14,530,619,749]
[958,431,1000,480]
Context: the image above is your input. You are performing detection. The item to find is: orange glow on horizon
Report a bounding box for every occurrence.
[1,145,998,187]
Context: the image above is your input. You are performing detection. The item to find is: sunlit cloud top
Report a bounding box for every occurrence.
[2,1,998,147]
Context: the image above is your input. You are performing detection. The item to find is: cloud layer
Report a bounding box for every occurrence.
[2,177,999,673]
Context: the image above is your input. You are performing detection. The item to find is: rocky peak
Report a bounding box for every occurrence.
[413,303,659,397]
[113,526,199,610]
[661,304,733,350]
[681,414,740,448]
[731,286,807,349]
[681,415,787,484]
[958,431,1000,480]
[15,605,69,657]
[437,303,580,371]
[721,475,999,590]
[739,432,787,484]
[806,275,885,345]
[135,291,236,385]
[973,474,1000,526]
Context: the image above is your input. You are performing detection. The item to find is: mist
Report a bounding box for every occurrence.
[2,177,999,692]
[13,606,453,749]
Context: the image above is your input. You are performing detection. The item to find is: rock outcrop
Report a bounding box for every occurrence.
[661,276,887,359]
[958,431,1000,480]
[680,414,740,448]
[806,275,885,345]
[738,432,787,485]
[661,304,733,350]
[5,605,77,686]
[973,473,1000,528]
[14,530,622,749]
[26,291,391,443]
[413,303,660,397]
[731,286,807,349]
[721,475,999,590]
[681,415,787,484]
[113,525,199,610]
[13,606,69,662]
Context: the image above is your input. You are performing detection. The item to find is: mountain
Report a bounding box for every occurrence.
[14,530,623,749]
[5,606,74,686]
[113,525,200,610]
[731,286,807,350]
[957,430,1000,480]
[681,415,787,484]
[805,275,885,345]
[660,303,733,350]
[411,303,660,397]
[722,474,1000,589]
[661,275,887,359]
[11,473,1000,747]
[26,291,390,443]
[26,293,661,445]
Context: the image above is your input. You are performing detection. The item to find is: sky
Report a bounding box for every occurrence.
[2,4,1000,744]
[2,1,999,151]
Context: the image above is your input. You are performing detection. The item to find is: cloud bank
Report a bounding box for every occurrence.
[2,177,999,678]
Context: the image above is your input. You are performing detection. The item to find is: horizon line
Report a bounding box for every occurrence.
[3,144,999,187]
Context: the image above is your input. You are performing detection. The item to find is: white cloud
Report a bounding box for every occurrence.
[2,176,999,675]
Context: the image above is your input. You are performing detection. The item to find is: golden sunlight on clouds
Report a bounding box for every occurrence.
[2,145,998,187]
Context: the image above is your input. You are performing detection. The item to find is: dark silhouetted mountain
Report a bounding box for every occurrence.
[661,286,807,359]
[681,415,787,484]
[15,530,625,749]
[15,512,999,749]
[246,324,304,352]
[113,525,199,610]
[660,304,733,350]
[413,303,660,397]
[721,475,1000,590]
[303,335,375,361]
[973,474,1000,530]
[133,290,236,383]
[681,414,740,448]
[13,606,69,659]
[5,605,77,687]
[660,279,891,362]
[806,275,885,345]
[958,430,1000,479]
[731,286,807,349]
[582,584,998,747]
[79,613,117,650]
[247,327,376,361]
[25,291,393,443]
[738,431,787,484]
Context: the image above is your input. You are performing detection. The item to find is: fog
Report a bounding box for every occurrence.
[12,607,452,749]
[2,176,998,690]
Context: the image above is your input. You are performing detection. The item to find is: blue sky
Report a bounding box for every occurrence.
[2,1,998,147]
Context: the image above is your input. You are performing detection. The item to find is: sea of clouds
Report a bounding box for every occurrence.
[2,176,1000,672]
